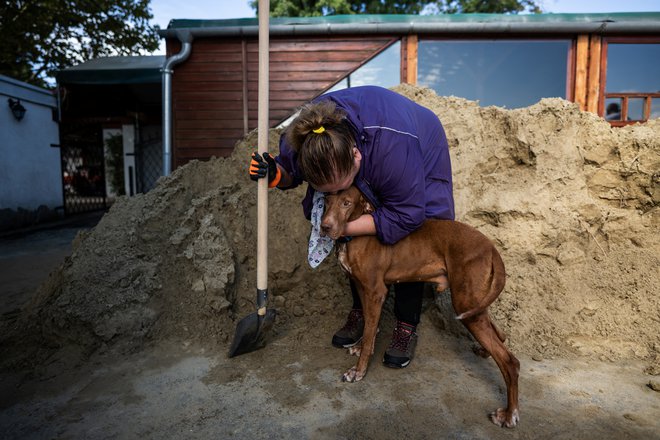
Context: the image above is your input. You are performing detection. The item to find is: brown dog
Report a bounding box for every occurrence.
[320,186,520,428]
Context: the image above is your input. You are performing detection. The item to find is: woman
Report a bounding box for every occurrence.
[249,85,454,368]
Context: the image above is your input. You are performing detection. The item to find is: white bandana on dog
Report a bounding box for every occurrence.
[308,190,334,268]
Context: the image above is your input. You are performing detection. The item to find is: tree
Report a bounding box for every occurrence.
[250,0,542,17]
[0,0,160,88]
[435,0,541,14]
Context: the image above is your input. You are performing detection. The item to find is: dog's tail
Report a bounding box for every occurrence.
[455,247,506,321]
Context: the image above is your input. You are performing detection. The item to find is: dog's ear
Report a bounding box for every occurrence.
[359,195,374,215]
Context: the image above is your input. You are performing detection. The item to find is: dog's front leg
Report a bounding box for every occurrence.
[342,282,387,383]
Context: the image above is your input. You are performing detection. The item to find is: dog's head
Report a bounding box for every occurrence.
[320,186,373,240]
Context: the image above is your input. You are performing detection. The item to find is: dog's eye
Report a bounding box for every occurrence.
[342,200,352,208]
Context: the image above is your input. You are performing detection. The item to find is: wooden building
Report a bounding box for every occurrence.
[160,13,660,170]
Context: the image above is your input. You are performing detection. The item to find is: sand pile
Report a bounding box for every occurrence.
[2,84,658,369]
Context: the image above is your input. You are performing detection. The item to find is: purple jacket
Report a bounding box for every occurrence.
[276,86,454,245]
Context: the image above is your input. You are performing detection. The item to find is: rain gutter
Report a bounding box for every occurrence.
[159,20,660,38]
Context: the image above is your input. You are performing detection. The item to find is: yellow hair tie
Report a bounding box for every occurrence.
[312,126,325,134]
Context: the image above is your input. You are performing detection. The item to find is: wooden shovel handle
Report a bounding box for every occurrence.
[256,0,269,293]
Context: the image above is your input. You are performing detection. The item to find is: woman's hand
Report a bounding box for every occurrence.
[249,152,281,187]
[343,214,376,237]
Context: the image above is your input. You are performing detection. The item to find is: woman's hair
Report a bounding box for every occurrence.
[285,100,355,187]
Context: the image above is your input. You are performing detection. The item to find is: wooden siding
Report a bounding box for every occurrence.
[573,34,605,114]
[403,35,418,85]
[586,35,602,113]
[574,35,589,111]
[166,30,658,169]
[168,36,395,168]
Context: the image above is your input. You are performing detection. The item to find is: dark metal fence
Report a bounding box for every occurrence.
[59,124,162,215]
[134,133,162,194]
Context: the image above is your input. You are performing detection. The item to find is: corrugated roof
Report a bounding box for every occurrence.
[56,56,165,85]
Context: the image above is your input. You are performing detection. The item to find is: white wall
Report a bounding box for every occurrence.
[0,75,62,211]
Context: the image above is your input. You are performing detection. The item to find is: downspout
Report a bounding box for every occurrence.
[161,30,193,176]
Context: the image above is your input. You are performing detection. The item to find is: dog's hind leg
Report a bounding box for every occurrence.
[342,280,387,383]
[491,319,506,342]
[462,312,520,428]
[471,319,507,358]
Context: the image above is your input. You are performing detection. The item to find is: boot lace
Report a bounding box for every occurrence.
[389,323,415,352]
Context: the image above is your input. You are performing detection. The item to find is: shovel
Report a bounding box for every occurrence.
[228,0,276,358]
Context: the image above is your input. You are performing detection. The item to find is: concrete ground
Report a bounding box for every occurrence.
[1,212,659,440]
[0,212,103,316]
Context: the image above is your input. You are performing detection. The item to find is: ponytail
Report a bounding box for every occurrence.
[285,100,355,187]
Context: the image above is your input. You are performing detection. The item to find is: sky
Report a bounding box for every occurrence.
[149,0,660,54]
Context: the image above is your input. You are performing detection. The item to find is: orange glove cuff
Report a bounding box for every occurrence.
[268,167,282,188]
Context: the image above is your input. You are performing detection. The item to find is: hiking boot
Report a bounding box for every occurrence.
[383,321,418,368]
[332,309,364,348]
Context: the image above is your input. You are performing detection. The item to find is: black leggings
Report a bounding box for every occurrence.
[350,279,424,326]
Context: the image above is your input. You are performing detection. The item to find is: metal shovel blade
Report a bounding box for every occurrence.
[228,307,276,357]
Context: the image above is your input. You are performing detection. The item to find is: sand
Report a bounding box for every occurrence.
[1,84,658,439]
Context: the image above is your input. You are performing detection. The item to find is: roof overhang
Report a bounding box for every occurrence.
[57,56,165,85]
[159,13,660,38]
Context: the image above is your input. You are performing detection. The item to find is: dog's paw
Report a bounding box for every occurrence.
[348,346,362,357]
[489,408,519,428]
[341,366,364,383]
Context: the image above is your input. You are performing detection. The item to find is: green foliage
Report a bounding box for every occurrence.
[250,0,542,17]
[0,0,160,88]
[249,0,351,16]
[441,0,542,14]
[105,134,126,197]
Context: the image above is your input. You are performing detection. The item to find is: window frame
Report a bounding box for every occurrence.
[599,36,660,126]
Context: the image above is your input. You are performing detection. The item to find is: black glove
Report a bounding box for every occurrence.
[249,151,281,187]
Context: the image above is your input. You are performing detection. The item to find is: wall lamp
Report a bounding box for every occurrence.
[8,98,27,121]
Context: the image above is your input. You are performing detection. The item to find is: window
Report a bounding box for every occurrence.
[603,41,660,124]
[417,40,571,109]
[326,41,401,93]
[279,41,401,128]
